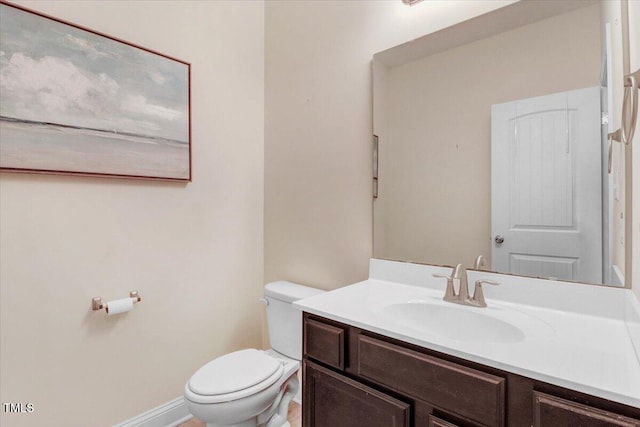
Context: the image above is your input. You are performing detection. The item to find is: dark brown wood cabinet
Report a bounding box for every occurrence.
[304,361,410,427]
[302,313,640,427]
[533,392,640,427]
[428,415,460,427]
[304,318,345,371]
[357,335,505,426]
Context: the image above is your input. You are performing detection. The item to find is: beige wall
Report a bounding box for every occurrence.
[0,1,264,426]
[374,5,601,269]
[264,0,516,290]
[1,1,636,425]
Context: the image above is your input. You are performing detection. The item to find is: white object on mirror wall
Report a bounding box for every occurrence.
[630,0,640,297]
[606,23,614,133]
[614,141,622,202]
[621,69,639,145]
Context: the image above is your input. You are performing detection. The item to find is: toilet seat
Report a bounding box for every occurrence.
[185,349,284,404]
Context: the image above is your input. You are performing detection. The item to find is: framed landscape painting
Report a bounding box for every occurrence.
[0,1,191,181]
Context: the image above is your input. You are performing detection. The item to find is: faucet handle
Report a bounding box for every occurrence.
[432,273,457,302]
[477,279,500,286]
[470,279,500,307]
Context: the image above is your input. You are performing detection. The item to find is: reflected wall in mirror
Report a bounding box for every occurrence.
[373,0,631,286]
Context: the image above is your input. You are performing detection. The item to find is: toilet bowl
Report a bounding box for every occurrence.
[184,349,299,427]
[184,281,324,427]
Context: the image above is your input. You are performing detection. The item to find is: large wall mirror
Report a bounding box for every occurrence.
[373,0,632,286]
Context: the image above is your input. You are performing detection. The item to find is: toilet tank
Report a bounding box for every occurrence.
[264,281,324,360]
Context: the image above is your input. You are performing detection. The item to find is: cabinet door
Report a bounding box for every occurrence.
[303,361,410,427]
[533,392,640,427]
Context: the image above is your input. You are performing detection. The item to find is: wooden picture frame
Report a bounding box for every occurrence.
[0,1,192,181]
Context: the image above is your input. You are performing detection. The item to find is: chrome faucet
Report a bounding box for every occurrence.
[433,264,499,307]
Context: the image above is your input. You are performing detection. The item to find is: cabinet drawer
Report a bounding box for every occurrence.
[304,361,410,427]
[304,317,345,370]
[357,335,505,427]
[533,392,640,427]
[428,415,460,427]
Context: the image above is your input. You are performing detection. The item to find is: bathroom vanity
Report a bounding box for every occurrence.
[302,314,639,426]
[294,260,640,427]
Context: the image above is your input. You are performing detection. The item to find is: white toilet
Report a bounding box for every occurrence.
[184,281,324,427]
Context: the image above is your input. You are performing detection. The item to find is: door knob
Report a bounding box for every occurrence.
[494,235,505,244]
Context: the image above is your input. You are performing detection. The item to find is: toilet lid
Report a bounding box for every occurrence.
[187,349,282,396]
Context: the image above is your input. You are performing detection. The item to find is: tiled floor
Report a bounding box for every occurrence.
[179,401,301,427]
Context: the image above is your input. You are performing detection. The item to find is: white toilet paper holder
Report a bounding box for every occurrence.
[92,291,141,311]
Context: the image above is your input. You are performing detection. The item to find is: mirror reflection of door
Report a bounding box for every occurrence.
[372,0,628,286]
[491,87,602,283]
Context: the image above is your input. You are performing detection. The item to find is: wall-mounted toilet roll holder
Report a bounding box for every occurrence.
[92,291,141,311]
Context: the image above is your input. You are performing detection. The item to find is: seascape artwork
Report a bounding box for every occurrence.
[0,3,191,180]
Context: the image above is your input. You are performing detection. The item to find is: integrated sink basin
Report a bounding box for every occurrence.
[382,300,526,343]
[366,291,557,344]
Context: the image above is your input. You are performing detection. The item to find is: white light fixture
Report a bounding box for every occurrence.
[402,0,424,5]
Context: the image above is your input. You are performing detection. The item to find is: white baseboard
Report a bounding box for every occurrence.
[113,397,192,427]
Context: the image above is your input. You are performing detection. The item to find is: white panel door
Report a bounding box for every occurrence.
[491,87,602,283]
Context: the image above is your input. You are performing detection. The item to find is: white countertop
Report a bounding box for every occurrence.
[293,261,640,408]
